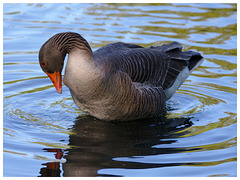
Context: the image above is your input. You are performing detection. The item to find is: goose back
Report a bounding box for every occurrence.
[93,42,203,100]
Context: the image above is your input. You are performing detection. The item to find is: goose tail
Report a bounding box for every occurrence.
[161,42,204,99]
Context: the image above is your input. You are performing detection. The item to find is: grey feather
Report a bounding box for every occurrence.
[39,32,203,121]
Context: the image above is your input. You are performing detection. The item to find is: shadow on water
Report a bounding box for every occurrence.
[39,115,200,177]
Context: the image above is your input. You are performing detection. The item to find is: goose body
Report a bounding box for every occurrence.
[39,32,203,121]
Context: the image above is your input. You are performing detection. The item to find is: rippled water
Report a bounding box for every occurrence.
[3,3,237,177]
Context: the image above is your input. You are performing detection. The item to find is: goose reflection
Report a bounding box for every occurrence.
[39,115,198,177]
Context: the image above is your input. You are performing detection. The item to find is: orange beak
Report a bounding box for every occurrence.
[46,72,62,94]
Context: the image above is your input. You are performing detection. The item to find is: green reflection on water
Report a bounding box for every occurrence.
[3,76,45,85]
[6,108,66,130]
[207,58,237,70]
[196,83,236,94]
[184,157,236,167]
[4,85,54,99]
[176,112,237,138]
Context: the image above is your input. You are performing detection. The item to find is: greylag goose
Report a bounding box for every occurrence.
[39,32,203,121]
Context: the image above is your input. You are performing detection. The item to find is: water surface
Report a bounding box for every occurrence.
[3,3,237,177]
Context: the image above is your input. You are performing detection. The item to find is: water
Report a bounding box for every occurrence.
[3,3,237,177]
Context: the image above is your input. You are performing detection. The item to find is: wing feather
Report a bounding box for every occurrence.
[94,41,202,91]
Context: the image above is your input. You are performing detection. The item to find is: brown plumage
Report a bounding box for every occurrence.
[39,32,203,121]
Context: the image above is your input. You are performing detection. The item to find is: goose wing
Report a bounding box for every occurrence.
[94,41,203,94]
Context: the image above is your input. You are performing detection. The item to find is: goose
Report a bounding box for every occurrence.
[39,32,203,121]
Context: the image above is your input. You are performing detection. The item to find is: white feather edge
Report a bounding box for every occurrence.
[164,57,204,100]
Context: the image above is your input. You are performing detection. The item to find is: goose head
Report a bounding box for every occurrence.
[39,32,92,94]
[39,39,65,94]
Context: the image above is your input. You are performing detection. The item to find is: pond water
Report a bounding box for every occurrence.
[3,3,237,177]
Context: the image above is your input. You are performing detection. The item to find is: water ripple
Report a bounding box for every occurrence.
[3,3,237,177]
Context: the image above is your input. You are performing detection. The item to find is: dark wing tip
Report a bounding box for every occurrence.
[184,50,203,71]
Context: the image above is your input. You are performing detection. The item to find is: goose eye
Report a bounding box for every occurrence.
[41,61,46,67]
